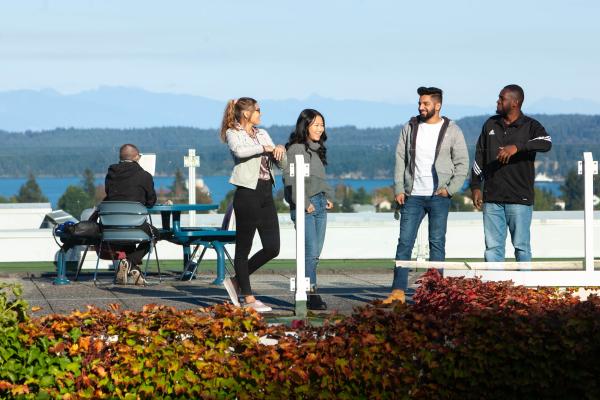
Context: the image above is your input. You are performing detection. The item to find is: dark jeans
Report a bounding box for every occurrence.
[393,195,450,290]
[233,180,280,296]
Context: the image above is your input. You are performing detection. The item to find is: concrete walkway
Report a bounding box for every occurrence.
[3,269,421,317]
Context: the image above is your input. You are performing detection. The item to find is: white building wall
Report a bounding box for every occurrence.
[0,203,52,229]
[0,211,599,263]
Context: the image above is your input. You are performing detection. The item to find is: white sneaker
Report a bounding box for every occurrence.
[245,300,272,313]
[115,259,129,285]
[223,277,240,307]
[129,269,147,286]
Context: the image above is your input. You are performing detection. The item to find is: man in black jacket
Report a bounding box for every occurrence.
[104,143,157,284]
[471,85,552,261]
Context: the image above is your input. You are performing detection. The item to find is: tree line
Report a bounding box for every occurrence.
[1,168,598,216]
[1,114,599,179]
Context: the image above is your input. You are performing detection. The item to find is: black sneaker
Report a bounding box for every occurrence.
[307,293,327,310]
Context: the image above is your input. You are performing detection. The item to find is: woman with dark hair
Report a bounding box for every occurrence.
[284,109,334,310]
[220,97,287,313]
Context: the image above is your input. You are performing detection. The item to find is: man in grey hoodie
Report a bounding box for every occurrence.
[384,87,469,304]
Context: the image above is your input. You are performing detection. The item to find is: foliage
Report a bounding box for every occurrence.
[0,196,14,204]
[156,169,214,213]
[14,174,48,203]
[3,271,600,399]
[449,191,475,211]
[372,186,395,212]
[81,169,96,200]
[0,283,29,329]
[1,115,597,179]
[561,167,600,210]
[331,184,372,212]
[218,189,235,213]
[163,168,188,204]
[533,187,560,211]
[409,270,600,399]
[57,186,94,219]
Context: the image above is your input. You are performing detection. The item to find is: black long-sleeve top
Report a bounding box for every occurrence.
[470,114,552,205]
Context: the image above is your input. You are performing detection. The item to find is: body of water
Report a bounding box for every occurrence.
[0,176,563,208]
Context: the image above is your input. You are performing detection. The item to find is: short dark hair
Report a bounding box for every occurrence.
[119,143,140,161]
[417,86,443,103]
[503,84,525,106]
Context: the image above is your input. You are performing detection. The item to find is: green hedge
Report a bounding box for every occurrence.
[1,271,600,399]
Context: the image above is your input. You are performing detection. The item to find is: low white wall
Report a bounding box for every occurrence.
[0,203,52,229]
[0,211,599,263]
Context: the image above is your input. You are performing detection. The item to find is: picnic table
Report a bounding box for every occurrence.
[149,203,233,284]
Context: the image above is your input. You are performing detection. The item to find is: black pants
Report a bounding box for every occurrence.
[233,180,280,296]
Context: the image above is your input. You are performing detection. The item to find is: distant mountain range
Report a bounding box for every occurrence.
[0,87,598,131]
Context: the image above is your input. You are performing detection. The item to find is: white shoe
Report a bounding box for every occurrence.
[129,269,147,286]
[115,259,129,285]
[223,277,240,307]
[245,300,272,313]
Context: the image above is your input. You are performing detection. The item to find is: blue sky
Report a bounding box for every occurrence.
[1,0,599,107]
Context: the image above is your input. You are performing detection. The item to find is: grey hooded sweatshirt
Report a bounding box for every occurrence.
[394,116,469,196]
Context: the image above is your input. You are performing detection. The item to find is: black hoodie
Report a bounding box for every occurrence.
[104,161,157,207]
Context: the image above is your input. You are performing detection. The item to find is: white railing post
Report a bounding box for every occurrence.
[290,154,309,317]
[184,149,200,226]
[580,152,598,272]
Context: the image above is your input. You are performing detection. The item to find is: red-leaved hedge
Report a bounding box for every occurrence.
[1,270,600,399]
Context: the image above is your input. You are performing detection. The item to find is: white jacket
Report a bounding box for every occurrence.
[226,127,287,189]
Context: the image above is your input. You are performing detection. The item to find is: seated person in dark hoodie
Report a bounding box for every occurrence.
[103,143,157,285]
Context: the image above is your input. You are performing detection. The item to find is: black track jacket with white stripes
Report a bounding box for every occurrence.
[470,114,551,205]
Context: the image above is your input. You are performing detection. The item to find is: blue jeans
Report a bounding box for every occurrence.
[291,193,328,288]
[393,195,450,290]
[483,202,533,262]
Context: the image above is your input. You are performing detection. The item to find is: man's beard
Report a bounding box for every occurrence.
[420,109,436,121]
[496,106,507,117]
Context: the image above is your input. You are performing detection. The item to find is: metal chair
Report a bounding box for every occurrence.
[178,204,236,284]
[93,201,161,285]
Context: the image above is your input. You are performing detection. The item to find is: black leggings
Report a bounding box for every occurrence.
[233,180,280,296]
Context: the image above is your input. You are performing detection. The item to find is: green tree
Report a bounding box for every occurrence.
[534,188,559,211]
[0,195,15,203]
[561,169,584,210]
[218,189,236,213]
[15,174,49,203]
[560,168,600,210]
[450,191,476,212]
[351,187,372,205]
[81,168,96,199]
[57,185,94,218]
[169,168,188,203]
[273,189,289,213]
[340,196,354,213]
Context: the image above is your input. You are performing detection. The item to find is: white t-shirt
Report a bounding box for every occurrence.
[412,119,444,196]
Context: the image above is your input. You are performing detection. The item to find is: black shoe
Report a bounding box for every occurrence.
[307,293,327,310]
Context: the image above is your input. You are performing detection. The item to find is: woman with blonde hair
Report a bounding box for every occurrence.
[220,97,287,313]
